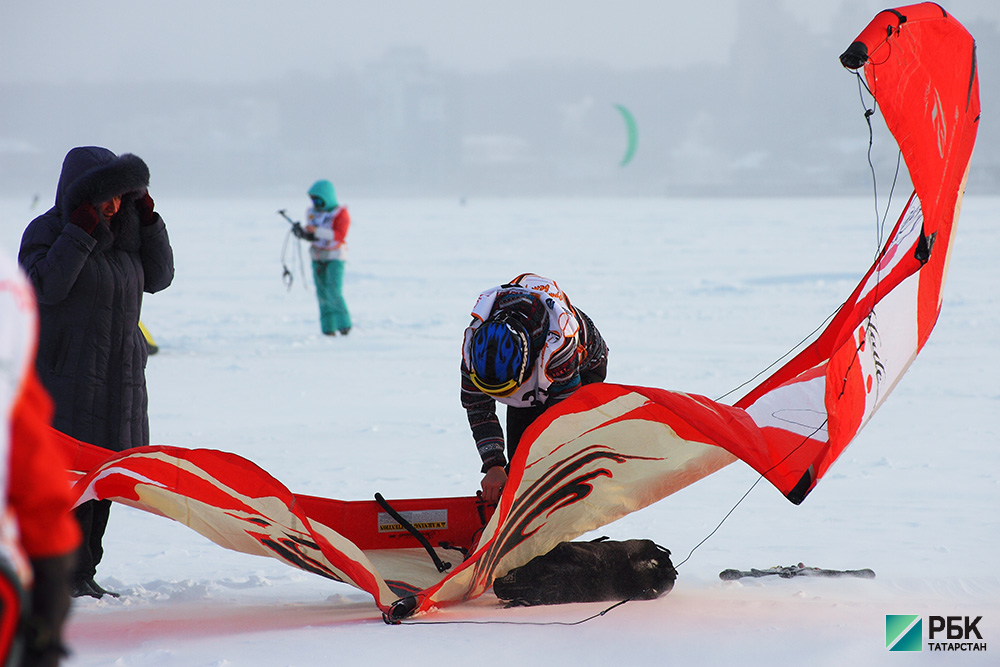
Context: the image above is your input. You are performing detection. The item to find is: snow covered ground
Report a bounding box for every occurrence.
[3,193,997,665]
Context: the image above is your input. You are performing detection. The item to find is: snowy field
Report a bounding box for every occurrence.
[3,193,997,665]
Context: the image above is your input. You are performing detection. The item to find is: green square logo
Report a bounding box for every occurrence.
[886,615,922,651]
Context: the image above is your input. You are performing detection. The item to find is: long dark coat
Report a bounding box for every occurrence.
[18,147,174,452]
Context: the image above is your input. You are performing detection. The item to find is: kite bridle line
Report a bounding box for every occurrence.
[713,309,838,405]
[853,66,904,257]
[835,65,903,407]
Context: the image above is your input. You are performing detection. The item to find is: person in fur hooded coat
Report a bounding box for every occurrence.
[18,146,174,599]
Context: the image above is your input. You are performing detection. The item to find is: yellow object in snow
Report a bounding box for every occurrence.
[139,320,158,354]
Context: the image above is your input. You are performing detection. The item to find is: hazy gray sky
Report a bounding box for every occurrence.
[2,0,998,84]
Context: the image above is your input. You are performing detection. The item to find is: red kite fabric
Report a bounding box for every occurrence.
[733,2,980,502]
[62,3,978,618]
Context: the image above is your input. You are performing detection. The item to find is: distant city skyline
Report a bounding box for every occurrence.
[2,0,998,84]
[2,1,996,198]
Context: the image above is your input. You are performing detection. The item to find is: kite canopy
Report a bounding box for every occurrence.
[614,103,639,166]
[731,2,979,502]
[61,3,978,618]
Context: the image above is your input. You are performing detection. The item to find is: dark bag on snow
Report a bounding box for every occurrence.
[492,538,677,606]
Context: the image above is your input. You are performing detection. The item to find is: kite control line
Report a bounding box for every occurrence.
[277,209,313,290]
[719,563,875,581]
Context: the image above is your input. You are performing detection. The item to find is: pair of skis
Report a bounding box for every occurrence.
[719,563,875,581]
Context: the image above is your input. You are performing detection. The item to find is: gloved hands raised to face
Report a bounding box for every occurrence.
[69,201,100,234]
[135,190,156,226]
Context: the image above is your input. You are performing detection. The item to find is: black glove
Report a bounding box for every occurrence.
[69,201,99,234]
[292,222,316,241]
[136,190,156,226]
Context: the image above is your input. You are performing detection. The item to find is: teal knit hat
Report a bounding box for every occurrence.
[308,179,337,210]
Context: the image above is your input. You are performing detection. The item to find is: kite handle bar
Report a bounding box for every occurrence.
[277,209,315,241]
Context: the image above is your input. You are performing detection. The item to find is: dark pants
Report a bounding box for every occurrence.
[73,499,111,579]
[505,358,609,464]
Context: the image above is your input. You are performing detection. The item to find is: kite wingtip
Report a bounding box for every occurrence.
[840,41,869,70]
[383,595,420,624]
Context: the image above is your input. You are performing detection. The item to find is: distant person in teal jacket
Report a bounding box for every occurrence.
[303,180,352,336]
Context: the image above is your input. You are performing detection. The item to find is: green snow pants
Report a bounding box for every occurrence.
[312,259,352,335]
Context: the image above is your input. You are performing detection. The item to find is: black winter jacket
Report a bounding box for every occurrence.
[18,146,174,451]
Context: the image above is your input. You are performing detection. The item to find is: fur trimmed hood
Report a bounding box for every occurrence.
[56,146,150,223]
